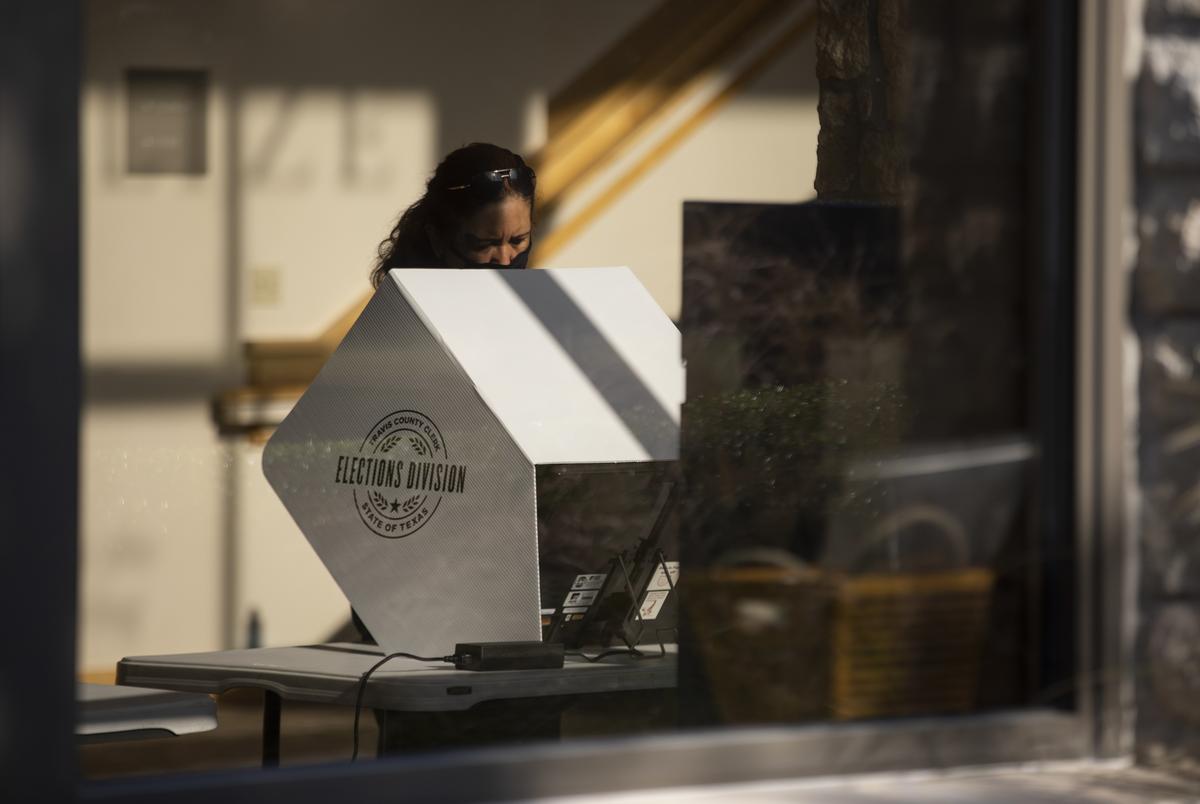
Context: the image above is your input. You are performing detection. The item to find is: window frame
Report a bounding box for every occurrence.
[0,0,1134,800]
[1073,0,1137,760]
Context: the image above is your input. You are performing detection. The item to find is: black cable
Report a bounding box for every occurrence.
[565,647,645,663]
[351,650,455,761]
[566,638,670,664]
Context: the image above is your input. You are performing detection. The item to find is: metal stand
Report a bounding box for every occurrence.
[262,690,281,767]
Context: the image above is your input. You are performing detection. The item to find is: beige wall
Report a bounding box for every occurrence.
[80,0,818,671]
[549,30,820,318]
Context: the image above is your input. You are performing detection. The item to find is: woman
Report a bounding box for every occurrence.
[370,141,536,285]
[353,142,536,646]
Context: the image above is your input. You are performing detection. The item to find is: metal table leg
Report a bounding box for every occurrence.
[376,708,390,758]
[262,690,281,767]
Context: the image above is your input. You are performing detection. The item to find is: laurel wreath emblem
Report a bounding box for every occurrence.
[351,410,450,539]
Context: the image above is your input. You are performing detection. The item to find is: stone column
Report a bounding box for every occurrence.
[815,0,1030,440]
[1135,0,1200,776]
[814,0,906,201]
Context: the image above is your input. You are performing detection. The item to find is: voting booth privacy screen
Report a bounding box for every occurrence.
[263,268,683,656]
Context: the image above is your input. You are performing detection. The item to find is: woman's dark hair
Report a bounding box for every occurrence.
[371,142,535,287]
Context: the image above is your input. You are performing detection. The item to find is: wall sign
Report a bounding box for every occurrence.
[126,68,207,175]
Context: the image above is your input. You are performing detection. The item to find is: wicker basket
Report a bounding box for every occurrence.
[829,567,993,719]
[686,561,832,723]
[828,502,994,719]
[688,504,994,723]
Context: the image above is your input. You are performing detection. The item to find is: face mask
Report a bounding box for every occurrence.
[448,239,532,270]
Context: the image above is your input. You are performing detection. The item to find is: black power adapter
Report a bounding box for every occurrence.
[453,641,564,671]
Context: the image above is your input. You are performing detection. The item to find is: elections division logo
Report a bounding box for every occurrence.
[333,410,468,539]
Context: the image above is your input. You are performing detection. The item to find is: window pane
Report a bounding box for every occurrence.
[678,0,1067,725]
[78,0,1074,782]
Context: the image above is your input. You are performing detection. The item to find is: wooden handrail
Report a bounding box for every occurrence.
[535,6,818,264]
[535,0,791,218]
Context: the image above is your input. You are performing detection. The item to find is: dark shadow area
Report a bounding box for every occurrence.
[85,363,241,405]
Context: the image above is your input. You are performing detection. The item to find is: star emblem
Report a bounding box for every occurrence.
[389,499,401,512]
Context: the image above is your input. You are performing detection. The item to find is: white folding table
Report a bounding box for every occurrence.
[117,642,676,765]
[76,682,217,743]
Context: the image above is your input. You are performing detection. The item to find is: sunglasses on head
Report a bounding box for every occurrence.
[446,166,536,199]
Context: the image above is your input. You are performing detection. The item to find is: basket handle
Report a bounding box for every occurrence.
[713,547,811,571]
[851,503,969,572]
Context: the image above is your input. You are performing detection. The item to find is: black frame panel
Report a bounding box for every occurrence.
[0,2,80,802]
